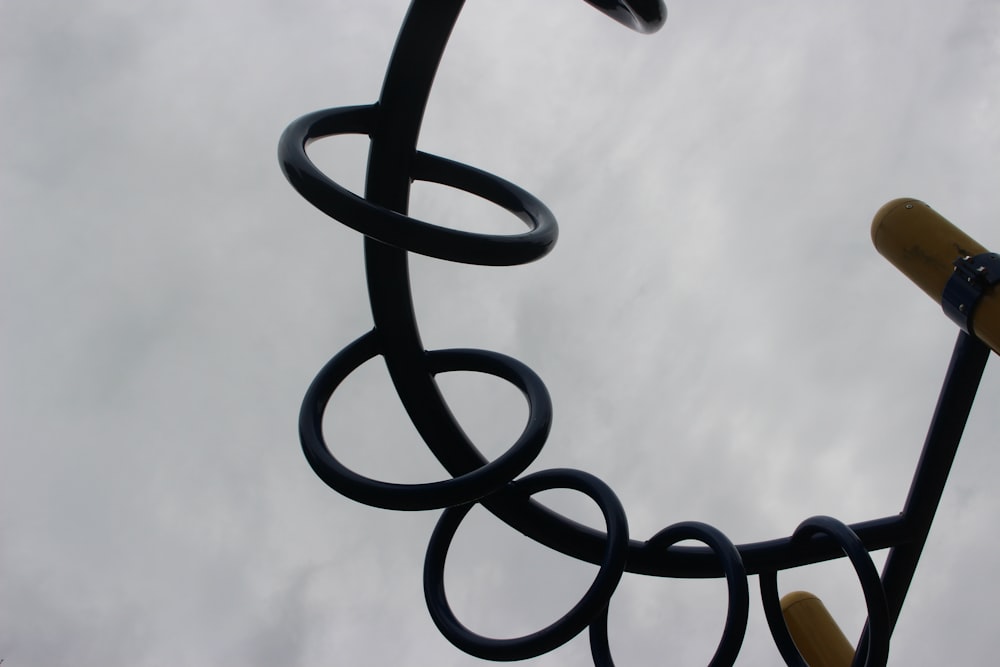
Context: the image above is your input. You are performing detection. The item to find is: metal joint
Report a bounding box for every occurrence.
[942,252,1000,331]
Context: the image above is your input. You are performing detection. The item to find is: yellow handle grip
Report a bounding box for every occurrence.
[780,591,854,667]
[871,198,999,355]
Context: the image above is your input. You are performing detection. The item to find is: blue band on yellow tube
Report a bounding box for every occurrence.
[942,252,1000,332]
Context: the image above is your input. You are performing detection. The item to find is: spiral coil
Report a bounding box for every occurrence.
[278,2,992,664]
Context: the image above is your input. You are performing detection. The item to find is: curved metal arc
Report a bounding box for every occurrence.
[365,0,466,212]
[278,105,558,265]
[298,331,555,511]
[285,0,920,586]
[760,516,890,667]
[472,479,909,579]
[281,1,993,664]
[350,0,915,584]
[362,0,491,497]
[589,521,749,666]
[423,468,630,662]
[583,0,667,33]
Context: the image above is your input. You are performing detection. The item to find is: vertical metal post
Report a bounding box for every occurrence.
[878,331,990,631]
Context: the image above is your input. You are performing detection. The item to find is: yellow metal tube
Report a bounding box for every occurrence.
[780,591,854,667]
[871,198,999,355]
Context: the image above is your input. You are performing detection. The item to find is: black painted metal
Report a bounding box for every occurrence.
[424,469,630,661]
[861,331,990,651]
[589,521,750,666]
[279,2,993,664]
[760,516,891,667]
[942,253,1000,331]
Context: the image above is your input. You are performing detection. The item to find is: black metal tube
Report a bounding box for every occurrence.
[299,0,922,582]
[281,2,993,664]
[878,331,990,629]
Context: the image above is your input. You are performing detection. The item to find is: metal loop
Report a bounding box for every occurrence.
[760,516,890,667]
[279,105,558,266]
[423,468,629,662]
[299,330,553,511]
[589,521,748,667]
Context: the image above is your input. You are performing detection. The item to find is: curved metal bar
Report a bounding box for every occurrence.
[423,468,629,662]
[279,105,558,266]
[281,1,992,664]
[582,0,667,33]
[646,523,749,666]
[299,331,553,510]
[759,571,809,667]
[760,516,889,667]
[589,521,748,666]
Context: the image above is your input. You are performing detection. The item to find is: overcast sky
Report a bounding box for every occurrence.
[3,1,999,665]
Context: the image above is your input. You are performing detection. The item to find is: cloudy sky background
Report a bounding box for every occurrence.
[3,0,999,664]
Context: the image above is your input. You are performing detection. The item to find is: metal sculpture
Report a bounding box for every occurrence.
[278,2,996,664]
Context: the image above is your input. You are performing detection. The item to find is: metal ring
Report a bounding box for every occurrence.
[759,516,890,667]
[424,468,629,661]
[588,521,748,667]
[278,105,558,266]
[299,330,553,511]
